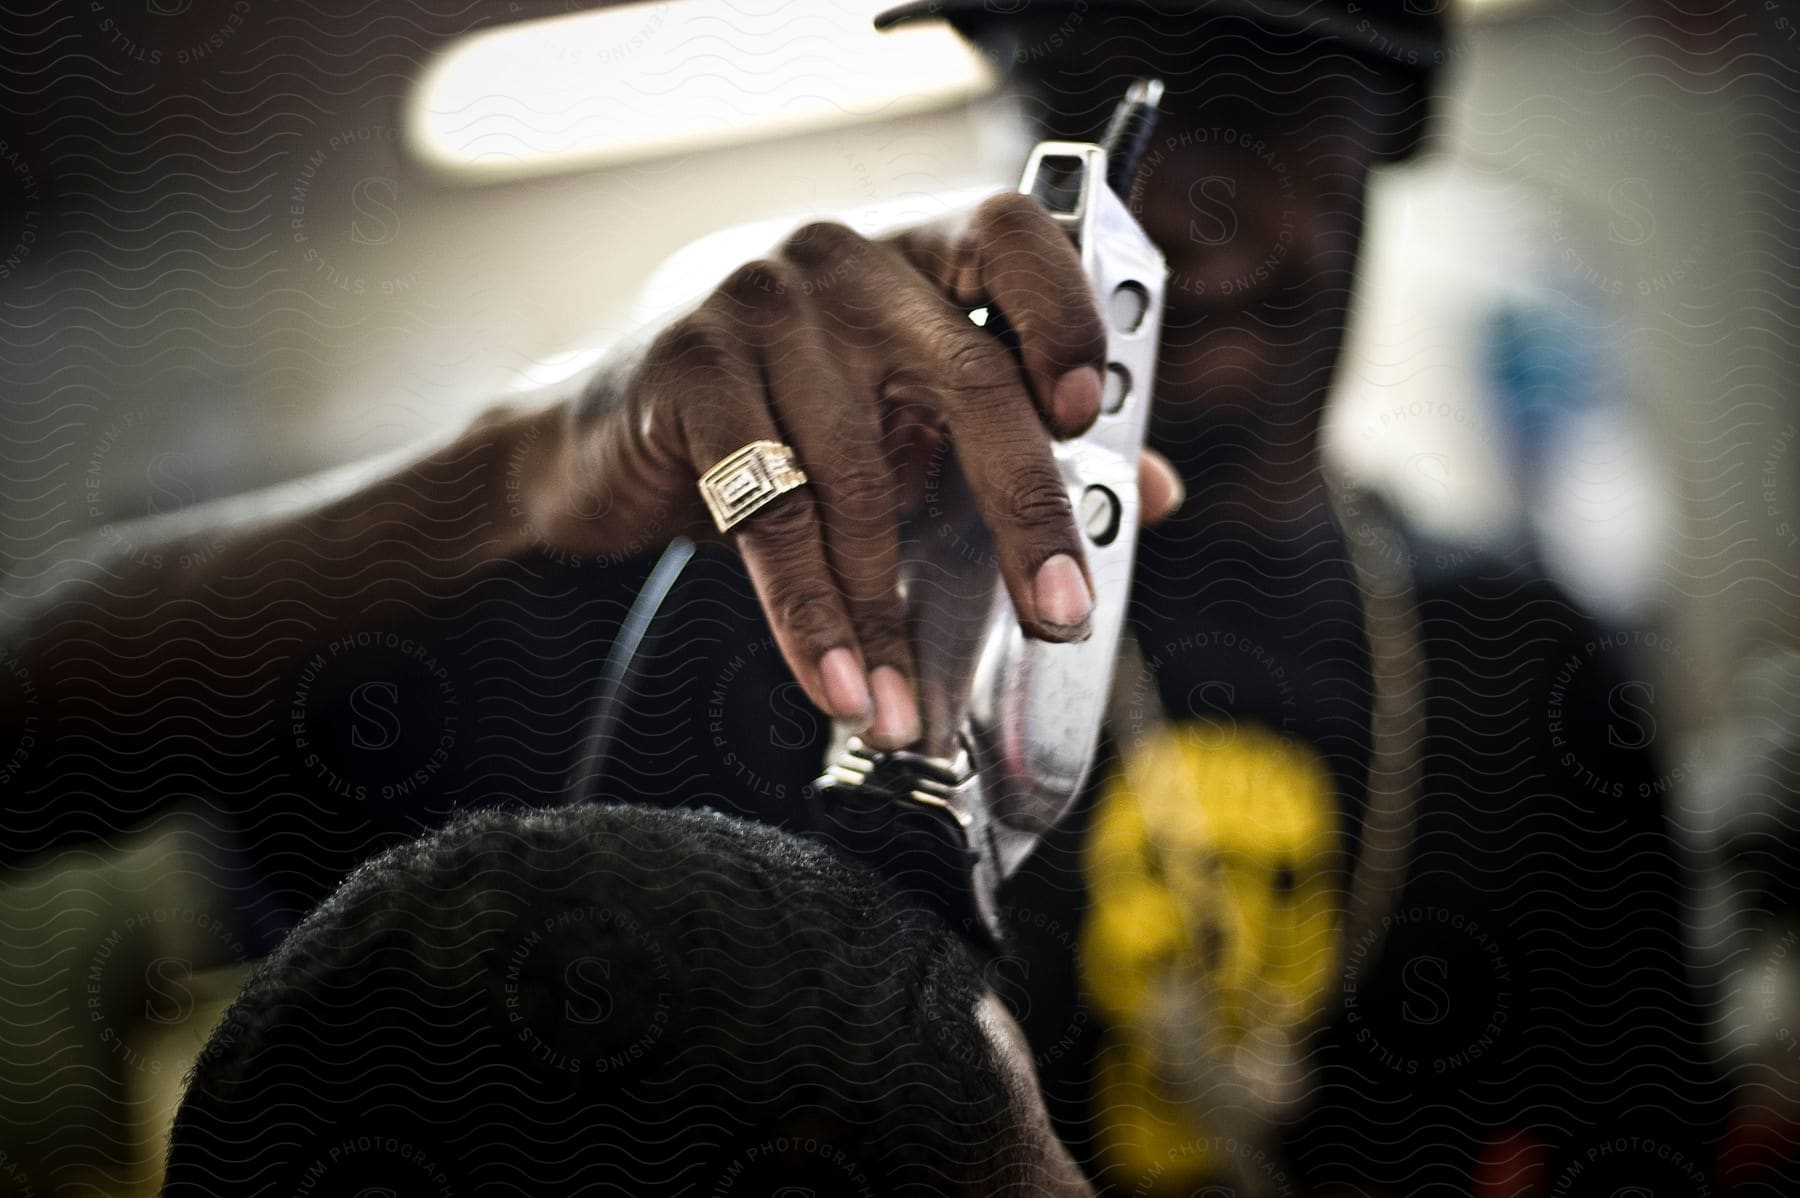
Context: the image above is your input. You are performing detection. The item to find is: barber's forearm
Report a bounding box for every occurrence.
[1,400,568,734]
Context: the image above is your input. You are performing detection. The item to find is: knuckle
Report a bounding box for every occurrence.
[643,324,755,453]
[712,258,795,313]
[851,598,911,666]
[1062,301,1108,365]
[774,223,871,298]
[743,507,847,653]
[1013,298,1107,379]
[819,451,892,511]
[644,321,754,451]
[765,577,845,654]
[648,317,739,381]
[938,336,1014,403]
[745,492,816,559]
[985,455,1073,531]
[973,190,1045,237]
[835,482,897,530]
[778,220,868,272]
[884,224,953,283]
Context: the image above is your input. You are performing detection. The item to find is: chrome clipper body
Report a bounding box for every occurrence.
[814,83,1168,945]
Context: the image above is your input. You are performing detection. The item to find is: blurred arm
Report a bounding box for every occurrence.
[0,399,578,858]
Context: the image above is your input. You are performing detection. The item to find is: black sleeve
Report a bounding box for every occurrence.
[0,551,645,946]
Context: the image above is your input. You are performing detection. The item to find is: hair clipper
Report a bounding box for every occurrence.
[812,81,1169,946]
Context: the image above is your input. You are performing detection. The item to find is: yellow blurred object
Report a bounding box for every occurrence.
[1081,720,1340,1189]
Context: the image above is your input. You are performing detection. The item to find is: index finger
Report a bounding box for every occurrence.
[883,301,1096,644]
[892,192,1109,439]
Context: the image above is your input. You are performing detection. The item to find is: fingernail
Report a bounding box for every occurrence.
[868,665,922,749]
[1033,553,1093,632]
[1145,450,1186,517]
[1052,367,1103,432]
[819,647,872,724]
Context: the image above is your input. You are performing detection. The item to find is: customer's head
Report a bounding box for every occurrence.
[163,803,1090,1196]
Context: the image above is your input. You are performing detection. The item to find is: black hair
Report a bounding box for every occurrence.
[163,803,1032,1196]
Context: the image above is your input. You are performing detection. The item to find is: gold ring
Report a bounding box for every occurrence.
[697,440,808,533]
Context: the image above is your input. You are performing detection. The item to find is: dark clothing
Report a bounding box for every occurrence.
[0,517,1724,1193]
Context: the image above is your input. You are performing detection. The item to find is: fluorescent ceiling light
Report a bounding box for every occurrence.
[408,0,995,181]
[1460,0,1546,18]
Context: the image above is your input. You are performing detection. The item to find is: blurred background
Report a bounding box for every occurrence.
[1,0,1797,1192]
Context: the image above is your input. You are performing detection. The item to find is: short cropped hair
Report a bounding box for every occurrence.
[164,804,1030,1196]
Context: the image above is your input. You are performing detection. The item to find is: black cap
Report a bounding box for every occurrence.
[874,0,1452,76]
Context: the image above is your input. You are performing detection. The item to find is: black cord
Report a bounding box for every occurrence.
[563,536,697,807]
[1100,78,1165,200]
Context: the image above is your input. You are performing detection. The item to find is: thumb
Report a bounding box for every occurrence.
[1139,449,1185,526]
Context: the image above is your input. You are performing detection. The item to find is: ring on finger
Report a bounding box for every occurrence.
[697,440,809,533]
